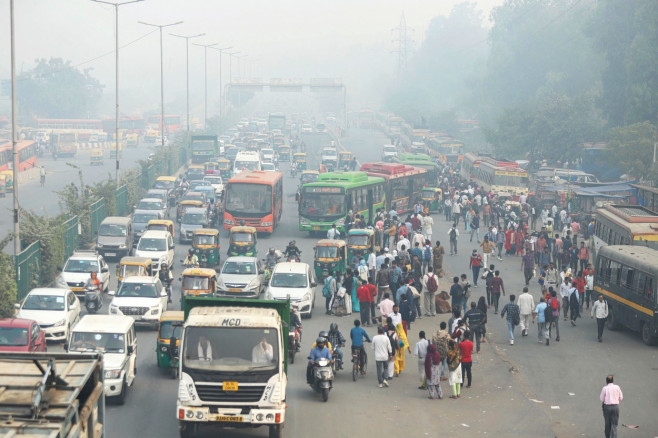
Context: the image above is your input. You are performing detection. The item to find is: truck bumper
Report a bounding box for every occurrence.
[177,405,285,425]
[105,377,124,397]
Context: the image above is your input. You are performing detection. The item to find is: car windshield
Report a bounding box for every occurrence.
[271,273,307,288]
[64,259,99,273]
[262,163,275,171]
[194,234,217,245]
[138,201,162,210]
[147,192,166,201]
[154,180,175,190]
[159,321,183,340]
[22,294,65,311]
[117,282,158,298]
[316,246,338,258]
[231,232,254,243]
[182,213,206,225]
[183,194,205,203]
[301,174,318,184]
[182,276,211,290]
[133,213,159,224]
[70,332,125,353]
[183,326,279,371]
[225,183,272,215]
[222,261,256,275]
[204,176,222,185]
[300,191,345,218]
[348,235,370,247]
[190,181,210,189]
[0,327,29,346]
[137,238,166,252]
[99,224,126,237]
[120,264,147,278]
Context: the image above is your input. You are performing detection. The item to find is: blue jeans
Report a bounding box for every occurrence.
[472,266,481,286]
[440,357,447,378]
[507,320,515,341]
[376,360,388,384]
[470,228,480,242]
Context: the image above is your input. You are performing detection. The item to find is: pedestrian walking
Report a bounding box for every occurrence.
[591,294,609,342]
[375,261,390,304]
[533,297,550,345]
[600,375,623,438]
[517,287,535,337]
[490,270,505,314]
[458,331,474,388]
[322,271,337,315]
[372,326,392,388]
[469,250,483,287]
[422,240,432,274]
[484,264,495,307]
[432,240,445,277]
[569,282,580,326]
[422,267,439,316]
[465,302,485,352]
[521,250,534,286]
[432,321,450,381]
[469,213,480,242]
[424,343,443,399]
[448,223,459,256]
[578,241,590,272]
[500,295,520,345]
[548,288,561,342]
[357,280,371,327]
[560,277,571,321]
[449,277,464,315]
[414,331,429,389]
[447,340,463,399]
[479,236,495,268]
[394,321,411,377]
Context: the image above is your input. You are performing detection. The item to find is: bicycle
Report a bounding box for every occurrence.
[351,346,368,381]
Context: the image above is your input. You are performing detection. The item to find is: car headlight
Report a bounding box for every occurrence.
[246,278,259,290]
[261,222,272,227]
[303,291,312,302]
[56,276,67,287]
[224,219,234,225]
[151,306,161,315]
[217,277,226,289]
[96,243,104,248]
[299,217,310,226]
[119,244,127,249]
[110,307,117,314]
[53,319,66,327]
[104,369,122,379]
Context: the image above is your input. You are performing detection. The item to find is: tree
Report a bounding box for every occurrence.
[0,236,18,317]
[605,121,657,180]
[20,211,66,284]
[17,57,104,119]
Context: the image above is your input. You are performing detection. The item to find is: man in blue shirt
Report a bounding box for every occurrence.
[307,338,333,384]
[350,319,371,374]
[533,297,550,346]
[396,281,410,305]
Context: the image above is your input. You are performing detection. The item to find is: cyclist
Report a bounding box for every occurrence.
[327,323,346,370]
[350,319,371,374]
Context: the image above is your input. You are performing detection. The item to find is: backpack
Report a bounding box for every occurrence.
[426,273,439,293]
[358,265,368,282]
[424,246,432,261]
[322,277,333,298]
[462,282,471,299]
[543,303,554,322]
[449,228,457,240]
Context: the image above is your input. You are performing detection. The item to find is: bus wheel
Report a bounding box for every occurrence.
[606,307,619,331]
[641,322,656,346]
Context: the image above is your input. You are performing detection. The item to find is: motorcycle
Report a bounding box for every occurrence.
[168,335,179,379]
[309,357,334,402]
[332,346,344,374]
[290,167,297,178]
[285,250,301,263]
[84,285,103,314]
[288,329,298,364]
[163,280,173,303]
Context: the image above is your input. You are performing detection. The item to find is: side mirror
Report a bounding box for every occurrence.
[160,291,168,297]
[101,267,109,273]
[57,266,63,271]
[108,290,116,296]
[178,277,182,282]
[63,342,69,352]
[258,270,265,275]
[311,281,317,288]
[14,303,20,310]
[127,345,134,355]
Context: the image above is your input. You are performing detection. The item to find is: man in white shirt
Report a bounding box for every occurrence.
[389,304,402,327]
[197,335,213,361]
[591,294,609,342]
[560,278,571,321]
[397,236,410,253]
[367,251,377,281]
[252,338,274,364]
[327,224,340,240]
[414,331,429,389]
[372,326,393,387]
[517,287,535,336]
[422,214,434,242]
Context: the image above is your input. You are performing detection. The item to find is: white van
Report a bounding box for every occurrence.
[134,229,175,271]
[67,315,137,405]
[233,151,261,175]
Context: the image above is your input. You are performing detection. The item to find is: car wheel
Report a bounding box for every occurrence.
[116,377,127,405]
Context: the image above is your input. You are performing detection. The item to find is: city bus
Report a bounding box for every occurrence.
[50,132,78,157]
[37,119,104,142]
[428,137,465,165]
[475,159,529,199]
[0,140,38,172]
[358,109,375,129]
[298,171,385,233]
[146,115,182,134]
[591,204,658,260]
[268,113,286,132]
[360,162,427,215]
[393,153,439,188]
[223,170,283,233]
[460,152,483,181]
[594,245,658,345]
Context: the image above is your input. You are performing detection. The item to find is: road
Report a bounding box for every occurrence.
[36,127,655,437]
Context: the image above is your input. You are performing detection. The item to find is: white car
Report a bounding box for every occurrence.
[136,198,167,219]
[203,175,224,197]
[16,288,81,341]
[301,124,313,133]
[264,262,317,318]
[217,257,266,299]
[56,250,110,299]
[261,148,275,163]
[382,144,398,161]
[109,276,168,327]
[261,162,277,172]
[321,147,338,165]
[134,230,175,271]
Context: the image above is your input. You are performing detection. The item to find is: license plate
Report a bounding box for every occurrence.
[71,287,84,292]
[313,226,320,230]
[222,381,238,391]
[228,288,241,293]
[105,252,116,257]
[217,415,243,422]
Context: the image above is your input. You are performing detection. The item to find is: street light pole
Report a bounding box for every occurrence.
[171,32,205,135]
[236,54,248,77]
[227,51,240,85]
[138,20,182,147]
[193,42,217,129]
[91,0,144,185]
[209,46,231,119]
[9,0,19,255]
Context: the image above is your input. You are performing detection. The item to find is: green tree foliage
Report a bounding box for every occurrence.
[19,210,66,283]
[0,236,18,317]
[17,57,103,119]
[605,121,657,180]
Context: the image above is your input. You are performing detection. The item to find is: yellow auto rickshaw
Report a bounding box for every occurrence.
[338,151,353,170]
[156,311,184,374]
[227,226,257,257]
[294,153,307,170]
[300,170,320,185]
[179,267,217,307]
[117,256,153,285]
[347,228,376,263]
[193,229,220,267]
[314,239,347,282]
[217,158,231,179]
[147,219,175,240]
[279,145,291,162]
[0,171,13,192]
[204,161,220,175]
[420,187,443,213]
[109,142,123,159]
[90,148,104,166]
[176,199,204,223]
[186,164,205,180]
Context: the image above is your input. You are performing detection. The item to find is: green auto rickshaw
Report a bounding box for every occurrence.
[293,153,307,171]
[217,158,231,179]
[347,228,376,264]
[192,228,221,267]
[420,187,443,213]
[156,311,184,374]
[279,145,291,162]
[314,239,347,282]
[227,226,258,257]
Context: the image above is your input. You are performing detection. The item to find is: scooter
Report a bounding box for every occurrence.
[309,357,334,402]
[288,330,297,364]
[84,285,103,314]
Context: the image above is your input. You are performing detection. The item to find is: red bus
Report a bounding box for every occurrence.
[223,171,284,233]
[0,140,38,172]
[36,119,103,130]
[102,117,147,136]
[360,162,427,215]
[146,115,182,134]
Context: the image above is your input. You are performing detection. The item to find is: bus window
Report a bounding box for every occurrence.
[609,261,622,285]
[637,272,655,301]
[621,265,635,290]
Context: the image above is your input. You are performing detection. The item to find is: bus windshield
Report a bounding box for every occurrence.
[225,183,272,215]
[493,172,528,187]
[300,191,345,218]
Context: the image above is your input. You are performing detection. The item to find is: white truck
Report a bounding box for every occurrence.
[0,352,105,437]
[321,147,338,168]
[233,151,261,176]
[177,297,289,438]
[382,144,398,161]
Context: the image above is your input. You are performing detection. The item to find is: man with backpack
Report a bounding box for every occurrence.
[448,223,459,256]
[533,297,550,346]
[322,270,337,315]
[399,293,416,334]
[422,267,439,317]
[484,264,495,307]
[449,276,464,313]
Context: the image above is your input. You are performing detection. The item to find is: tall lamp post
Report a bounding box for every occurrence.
[138,20,182,148]
[170,32,205,135]
[209,46,232,119]
[91,0,144,185]
[192,42,217,128]
[226,51,241,85]
[9,0,19,254]
[236,54,248,77]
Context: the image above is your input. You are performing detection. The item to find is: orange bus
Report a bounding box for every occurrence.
[0,140,38,172]
[223,170,283,233]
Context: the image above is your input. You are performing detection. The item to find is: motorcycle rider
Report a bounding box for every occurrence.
[290,304,303,351]
[307,337,333,385]
[283,240,301,262]
[85,272,102,293]
[183,249,199,267]
[327,322,346,370]
[159,263,174,303]
[265,247,279,270]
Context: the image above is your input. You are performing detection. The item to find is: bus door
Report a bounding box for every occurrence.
[408,178,415,207]
[367,189,374,224]
[346,193,353,216]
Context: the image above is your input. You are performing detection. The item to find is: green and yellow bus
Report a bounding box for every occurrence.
[594,245,658,345]
[298,171,385,233]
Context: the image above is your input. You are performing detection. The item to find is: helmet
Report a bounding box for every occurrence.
[315,337,325,345]
[161,262,168,269]
[188,249,194,255]
[329,323,338,332]
[318,330,329,340]
[269,247,275,254]
[289,240,296,246]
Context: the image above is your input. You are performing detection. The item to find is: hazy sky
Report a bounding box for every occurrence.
[0,0,503,117]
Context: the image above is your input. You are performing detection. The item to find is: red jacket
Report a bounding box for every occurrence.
[366,284,377,302]
[357,285,370,302]
[573,277,586,293]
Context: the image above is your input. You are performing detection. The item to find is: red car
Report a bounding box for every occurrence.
[0,318,47,352]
